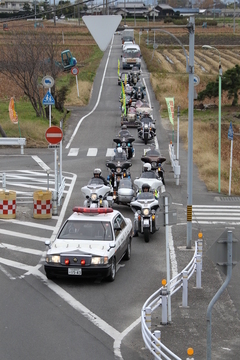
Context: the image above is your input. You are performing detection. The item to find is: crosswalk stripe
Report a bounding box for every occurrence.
[0,243,43,256]
[87,148,98,156]
[68,148,79,156]
[106,148,115,157]
[192,205,240,224]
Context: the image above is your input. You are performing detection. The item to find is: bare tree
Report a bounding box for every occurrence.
[0,31,63,118]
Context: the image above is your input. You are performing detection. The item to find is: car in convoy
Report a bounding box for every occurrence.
[44,207,133,282]
[121,49,142,70]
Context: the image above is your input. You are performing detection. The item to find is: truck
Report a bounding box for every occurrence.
[121,29,135,45]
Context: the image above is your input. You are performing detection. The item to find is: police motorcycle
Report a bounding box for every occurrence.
[135,100,153,121]
[130,183,160,243]
[106,147,132,203]
[141,147,166,185]
[81,171,113,208]
[137,114,156,145]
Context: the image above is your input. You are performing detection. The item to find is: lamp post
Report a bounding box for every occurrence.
[202,45,222,193]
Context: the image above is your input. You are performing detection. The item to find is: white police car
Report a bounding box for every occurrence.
[44,207,132,282]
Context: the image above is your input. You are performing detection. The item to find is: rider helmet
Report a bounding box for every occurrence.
[93,168,101,177]
[142,183,150,192]
[117,147,123,154]
[143,163,151,172]
[122,125,127,129]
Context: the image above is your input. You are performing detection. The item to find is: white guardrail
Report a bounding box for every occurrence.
[141,237,203,359]
[169,142,180,186]
[0,137,26,154]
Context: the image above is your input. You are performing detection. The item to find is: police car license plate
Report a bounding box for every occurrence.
[68,268,82,275]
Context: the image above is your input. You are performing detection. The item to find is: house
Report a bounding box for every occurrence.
[173,7,200,16]
[0,0,26,14]
[109,2,148,17]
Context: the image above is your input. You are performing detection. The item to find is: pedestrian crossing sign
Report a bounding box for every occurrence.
[42,91,55,105]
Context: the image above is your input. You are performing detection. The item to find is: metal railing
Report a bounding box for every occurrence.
[168,142,180,185]
[141,239,203,359]
[0,137,26,154]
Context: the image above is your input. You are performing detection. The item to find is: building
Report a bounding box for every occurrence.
[110,2,148,17]
[0,0,34,14]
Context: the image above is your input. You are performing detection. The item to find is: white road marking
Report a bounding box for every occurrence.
[0,219,55,231]
[106,148,115,157]
[0,229,46,242]
[0,243,43,256]
[87,148,98,156]
[68,148,79,156]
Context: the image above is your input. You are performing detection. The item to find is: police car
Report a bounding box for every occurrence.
[44,207,133,282]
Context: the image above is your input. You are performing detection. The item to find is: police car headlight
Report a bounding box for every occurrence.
[91,193,98,201]
[91,256,108,265]
[46,255,60,263]
[143,208,149,216]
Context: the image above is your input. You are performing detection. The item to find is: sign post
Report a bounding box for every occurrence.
[71,67,79,98]
[45,126,63,215]
[228,122,234,195]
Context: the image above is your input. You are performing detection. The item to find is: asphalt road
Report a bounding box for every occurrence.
[1,34,240,360]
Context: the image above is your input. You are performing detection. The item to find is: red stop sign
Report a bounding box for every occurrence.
[45,126,63,145]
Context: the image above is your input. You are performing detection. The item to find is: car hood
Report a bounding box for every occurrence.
[48,240,112,256]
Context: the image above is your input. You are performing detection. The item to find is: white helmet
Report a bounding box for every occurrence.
[117,147,123,154]
[93,168,101,176]
[143,163,151,172]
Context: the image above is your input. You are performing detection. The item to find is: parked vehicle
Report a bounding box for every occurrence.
[81,178,113,208]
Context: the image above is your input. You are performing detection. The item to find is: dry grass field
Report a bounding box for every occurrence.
[0,19,240,195]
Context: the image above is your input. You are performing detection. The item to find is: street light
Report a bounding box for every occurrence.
[202,45,222,193]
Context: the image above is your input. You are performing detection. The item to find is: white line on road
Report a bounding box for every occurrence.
[0,243,43,256]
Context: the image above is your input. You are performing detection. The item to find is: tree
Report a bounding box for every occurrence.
[23,2,31,12]
[197,65,240,106]
[0,31,63,117]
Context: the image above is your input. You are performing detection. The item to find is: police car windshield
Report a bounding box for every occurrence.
[59,220,113,240]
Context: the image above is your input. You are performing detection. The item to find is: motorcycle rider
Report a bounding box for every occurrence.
[133,183,158,236]
[158,163,165,185]
[90,168,109,186]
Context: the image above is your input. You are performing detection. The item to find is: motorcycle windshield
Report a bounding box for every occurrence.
[118,178,133,189]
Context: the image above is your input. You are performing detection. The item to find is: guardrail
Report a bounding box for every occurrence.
[0,137,26,155]
[141,238,203,359]
[168,142,180,185]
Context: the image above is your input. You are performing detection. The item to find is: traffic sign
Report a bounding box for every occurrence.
[42,76,54,88]
[42,91,55,105]
[45,126,63,145]
[193,75,200,87]
[228,122,234,140]
[83,15,122,51]
[71,67,79,76]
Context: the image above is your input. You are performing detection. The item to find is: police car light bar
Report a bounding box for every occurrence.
[73,207,113,214]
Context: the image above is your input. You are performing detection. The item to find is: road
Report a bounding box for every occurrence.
[0,34,240,360]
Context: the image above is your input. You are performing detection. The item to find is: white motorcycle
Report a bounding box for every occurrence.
[81,178,113,208]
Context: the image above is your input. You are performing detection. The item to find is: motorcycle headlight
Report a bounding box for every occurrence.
[91,193,98,201]
[116,167,121,173]
[46,255,60,263]
[144,124,148,129]
[91,256,108,265]
[143,208,150,216]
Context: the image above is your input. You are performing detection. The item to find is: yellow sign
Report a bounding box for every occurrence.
[165,97,174,126]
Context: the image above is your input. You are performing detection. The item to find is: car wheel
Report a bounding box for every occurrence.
[107,257,116,282]
[123,239,131,260]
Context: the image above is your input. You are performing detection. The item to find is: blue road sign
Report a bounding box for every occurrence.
[228,122,234,140]
[42,91,55,105]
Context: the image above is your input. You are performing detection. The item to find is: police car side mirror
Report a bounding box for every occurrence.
[45,240,51,248]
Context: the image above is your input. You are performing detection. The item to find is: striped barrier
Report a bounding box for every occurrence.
[0,190,16,219]
[33,190,52,219]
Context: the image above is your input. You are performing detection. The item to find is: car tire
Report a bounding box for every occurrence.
[107,257,116,282]
[123,240,131,260]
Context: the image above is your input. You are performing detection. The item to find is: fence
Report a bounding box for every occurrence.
[0,171,65,206]
[141,238,203,359]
